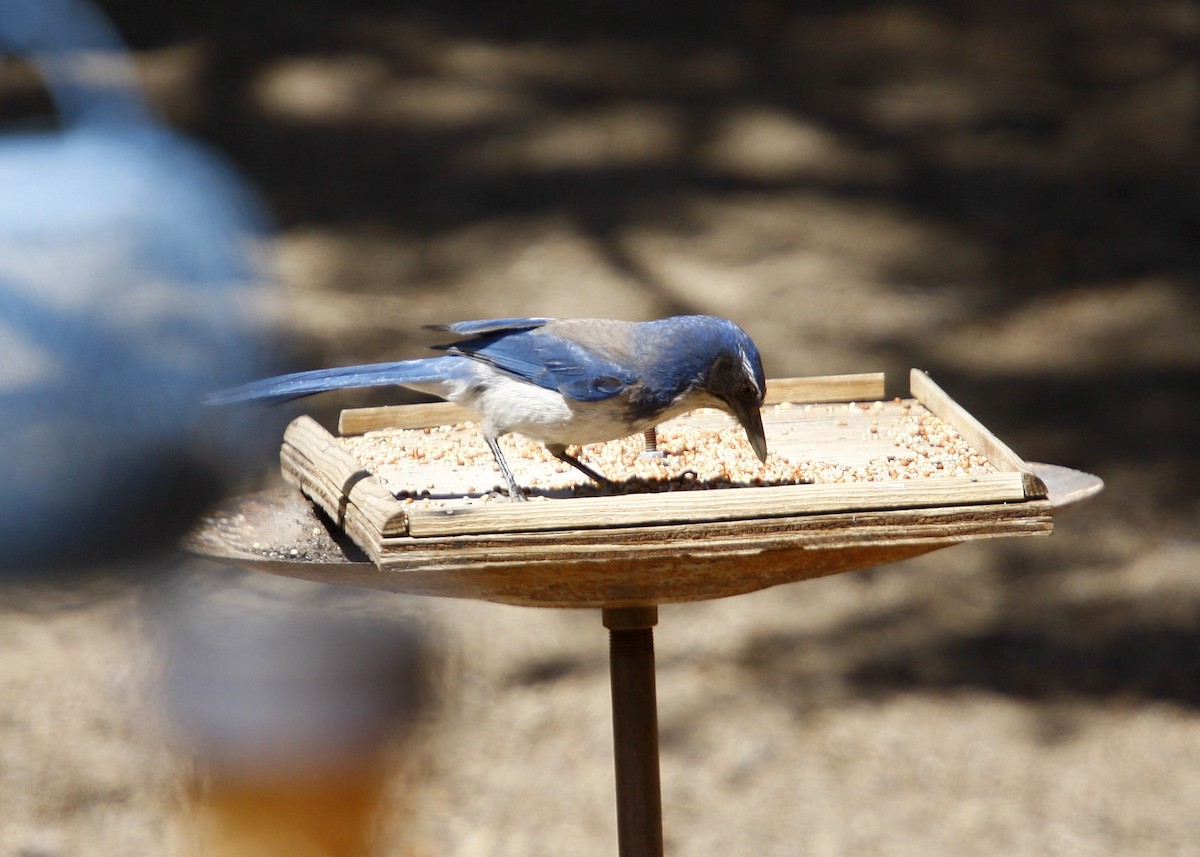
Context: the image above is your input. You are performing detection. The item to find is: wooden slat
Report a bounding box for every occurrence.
[283,415,365,486]
[370,499,1049,564]
[340,401,475,435]
[366,502,1053,606]
[282,417,408,535]
[909,370,1048,499]
[331,487,390,568]
[764,373,885,405]
[278,453,392,565]
[282,444,413,551]
[381,501,1052,558]
[281,446,344,522]
[402,471,1029,537]
[337,373,888,435]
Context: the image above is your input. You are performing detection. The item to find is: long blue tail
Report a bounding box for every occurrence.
[207,356,468,405]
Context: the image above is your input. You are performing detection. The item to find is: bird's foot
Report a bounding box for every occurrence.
[547,444,615,489]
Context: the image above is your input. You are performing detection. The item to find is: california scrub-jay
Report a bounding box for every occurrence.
[210,315,768,501]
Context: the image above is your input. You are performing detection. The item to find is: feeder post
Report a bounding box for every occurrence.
[603,605,664,857]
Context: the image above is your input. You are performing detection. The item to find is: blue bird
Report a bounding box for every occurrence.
[210,315,769,501]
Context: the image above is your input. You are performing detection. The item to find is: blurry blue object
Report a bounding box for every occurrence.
[0,0,281,574]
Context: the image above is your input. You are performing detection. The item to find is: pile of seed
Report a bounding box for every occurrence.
[339,402,997,500]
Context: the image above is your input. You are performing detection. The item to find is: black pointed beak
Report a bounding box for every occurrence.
[731,399,768,463]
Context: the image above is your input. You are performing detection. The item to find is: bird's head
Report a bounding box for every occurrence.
[700,321,768,463]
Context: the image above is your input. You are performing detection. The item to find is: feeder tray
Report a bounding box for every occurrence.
[229,370,1060,608]
[186,368,1101,857]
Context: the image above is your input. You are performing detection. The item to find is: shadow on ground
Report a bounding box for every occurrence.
[1,0,1192,697]
[79,0,1200,713]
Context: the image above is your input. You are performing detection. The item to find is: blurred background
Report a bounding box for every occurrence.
[1,0,1198,854]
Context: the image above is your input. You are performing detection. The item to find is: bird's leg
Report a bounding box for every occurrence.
[484,435,528,501]
[546,443,616,488]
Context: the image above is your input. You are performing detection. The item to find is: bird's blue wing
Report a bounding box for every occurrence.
[434,322,637,402]
[425,318,552,337]
[530,336,638,401]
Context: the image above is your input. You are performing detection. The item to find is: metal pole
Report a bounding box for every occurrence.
[602,606,664,857]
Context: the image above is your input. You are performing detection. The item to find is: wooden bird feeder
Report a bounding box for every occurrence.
[187,369,1102,857]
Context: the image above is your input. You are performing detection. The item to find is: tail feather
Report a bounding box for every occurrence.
[206,356,466,405]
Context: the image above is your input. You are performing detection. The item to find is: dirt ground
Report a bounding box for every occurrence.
[3,1,1199,855]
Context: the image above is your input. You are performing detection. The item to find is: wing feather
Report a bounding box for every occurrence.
[432,320,637,402]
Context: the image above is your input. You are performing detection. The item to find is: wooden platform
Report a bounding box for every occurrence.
[201,369,1070,608]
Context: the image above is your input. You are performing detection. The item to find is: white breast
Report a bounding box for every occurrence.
[438,367,724,447]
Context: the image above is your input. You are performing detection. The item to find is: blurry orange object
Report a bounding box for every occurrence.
[163,603,427,857]
[189,766,388,857]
